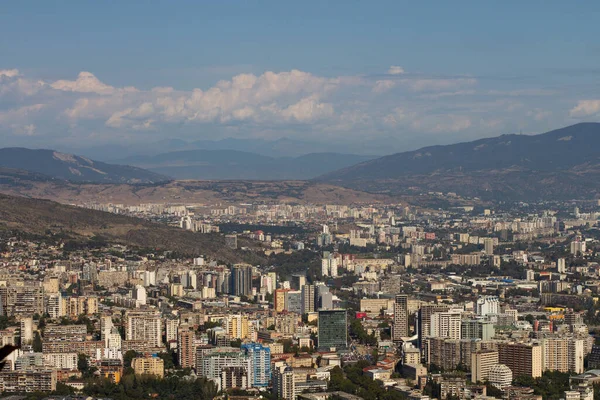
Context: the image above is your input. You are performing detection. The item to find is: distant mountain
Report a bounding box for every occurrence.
[0,148,170,184]
[118,150,377,180]
[319,123,600,200]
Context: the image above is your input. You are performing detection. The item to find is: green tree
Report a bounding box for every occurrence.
[32,331,43,352]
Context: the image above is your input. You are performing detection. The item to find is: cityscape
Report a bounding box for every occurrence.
[2,2,600,400]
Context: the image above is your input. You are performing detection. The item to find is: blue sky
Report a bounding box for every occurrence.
[1,1,600,155]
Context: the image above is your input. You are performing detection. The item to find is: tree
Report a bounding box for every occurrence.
[123,350,138,368]
[32,331,43,352]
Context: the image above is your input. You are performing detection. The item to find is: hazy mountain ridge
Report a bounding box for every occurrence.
[117,150,377,180]
[318,123,600,200]
[0,148,170,184]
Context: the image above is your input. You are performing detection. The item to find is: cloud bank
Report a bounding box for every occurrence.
[0,66,594,152]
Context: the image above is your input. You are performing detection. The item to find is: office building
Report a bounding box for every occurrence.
[318,309,347,350]
[230,264,253,297]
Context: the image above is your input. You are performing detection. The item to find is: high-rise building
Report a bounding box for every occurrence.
[230,264,253,297]
[557,258,567,273]
[461,319,495,341]
[318,309,347,350]
[165,318,179,343]
[393,295,409,342]
[430,310,462,339]
[178,327,195,369]
[498,342,542,378]
[484,238,494,256]
[471,350,499,383]
[285,291,302,314]
[418,304,449,348]
[125,310,162,347]
[301,284,315,314]
[273,366,295,400]
[20,317,33,347]
[241,343,271,387]
[321,253,338,277]
[274,289,289,312]
[221,366,248,391]
[198,348,252,390]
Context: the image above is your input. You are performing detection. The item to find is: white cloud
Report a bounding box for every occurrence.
[0,69,20,78]
[372,80,398,93]
[0,67,586,150]
[404,78,477,92]
[570,100,600,117]
[51,71,125,95]
[388,66,405,75]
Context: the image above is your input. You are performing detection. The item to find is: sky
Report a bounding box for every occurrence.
[1,1,600,156]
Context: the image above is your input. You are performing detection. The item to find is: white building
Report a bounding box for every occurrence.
[476,296,499,317]
[489,364,512,389]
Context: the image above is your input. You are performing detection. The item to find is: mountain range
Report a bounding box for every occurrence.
[117,150,376,180]
[319,122,600,200]
[0,148,169,184]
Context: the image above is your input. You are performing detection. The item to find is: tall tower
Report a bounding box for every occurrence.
[392,294,409,343]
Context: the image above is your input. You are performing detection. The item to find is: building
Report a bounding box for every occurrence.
[0,370,57,392]
[488,364,512,389]
[230,264,253,297]
[198,348,252,389]
[461,319,495,340]
[418,304,449,347]
[43,353,78,370]
[132,356,165,378]
[274,289,289,312]
[430,310,461,339]
[471,350,499,383]
[241,343,271,387]
[484,238,494,256]
[221,366,249,391]
[301,284,315,314]
[498,342,542,378]
[273,366,295,400]
[20,317,33,346]
[475,296,499,316]
[125,310,162,347]
[318,309,347,350]
[178,327,195,369]
[393,294,409,342]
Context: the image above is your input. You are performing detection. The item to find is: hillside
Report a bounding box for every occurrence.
[319,123,600,200]
[0,148,170,184]
[117,150,376,180]
[0,193,263,264]
[0,169,391,205]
